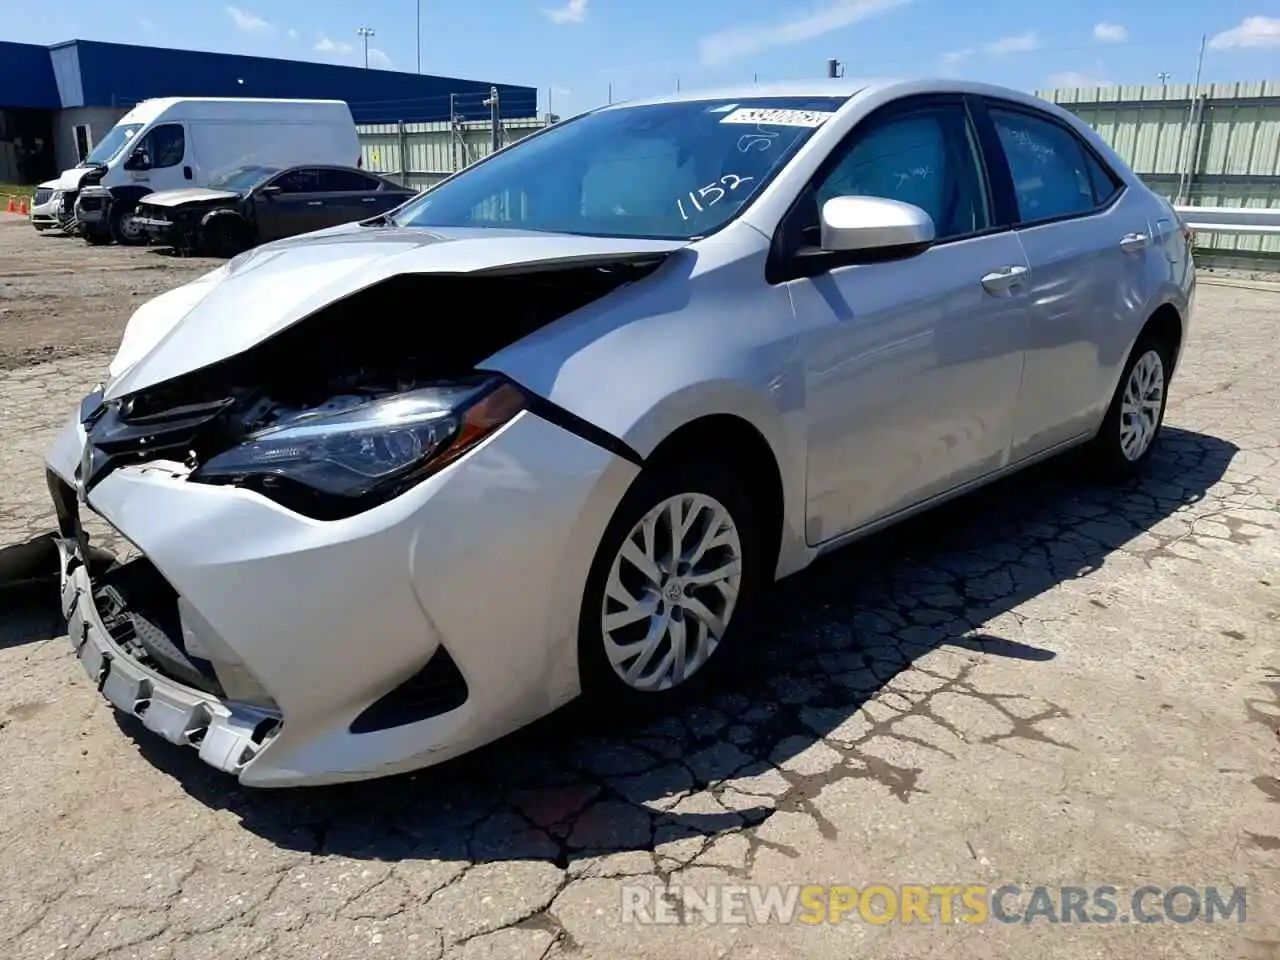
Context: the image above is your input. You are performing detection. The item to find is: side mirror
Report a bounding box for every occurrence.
[123,150,151,172]
[257,185,282,198]
[819,195,935,259]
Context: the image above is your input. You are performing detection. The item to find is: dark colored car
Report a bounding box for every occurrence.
[131,164,418,257]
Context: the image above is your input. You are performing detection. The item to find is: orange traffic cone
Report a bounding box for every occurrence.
[5,197,15,213]
[19,198,28,215]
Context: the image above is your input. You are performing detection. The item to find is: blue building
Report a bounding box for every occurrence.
[0,39,537,183]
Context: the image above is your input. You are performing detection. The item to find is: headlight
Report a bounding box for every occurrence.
[190,378,527,519]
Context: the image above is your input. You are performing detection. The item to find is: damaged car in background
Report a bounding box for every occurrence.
[44,79,1194,787]
[133,164,417,257]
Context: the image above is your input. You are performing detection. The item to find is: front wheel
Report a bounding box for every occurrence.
[1082,332,1174,480]
[109,202,145,246]
[577,457,764,710]
[199,215,252,258]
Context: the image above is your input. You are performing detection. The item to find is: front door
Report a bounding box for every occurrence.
[128,123,188,191]
[256,167,328,241]
[788,98,1032,544]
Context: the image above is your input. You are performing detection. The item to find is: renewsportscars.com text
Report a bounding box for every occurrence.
[622,884,1247,925]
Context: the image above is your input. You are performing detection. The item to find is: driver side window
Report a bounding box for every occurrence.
[813,105,991,241]
[270,168,321,194]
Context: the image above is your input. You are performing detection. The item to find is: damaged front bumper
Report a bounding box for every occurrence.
[49,466,282,776]
[57,531,282,774]
[45,398,638,787]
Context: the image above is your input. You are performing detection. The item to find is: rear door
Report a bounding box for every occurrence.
[977,99,1153,459]
[256,167,326,240]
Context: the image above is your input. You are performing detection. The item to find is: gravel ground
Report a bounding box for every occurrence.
[0,216,218,371]
[0,211,1277,959]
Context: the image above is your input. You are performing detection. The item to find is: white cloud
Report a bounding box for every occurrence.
[367,48,393,68]
[287,27,299,40]
[225,5,274,35]
[1048,71,1113,88]
[543,0,587,24]
[983,31,1039,54]
[943,31,1036,66]
[1210,15,1280,49]
[699,0,909,65]
[315,34,355,55]
[1093,22,1128,43]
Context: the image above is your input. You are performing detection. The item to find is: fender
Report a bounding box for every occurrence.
[199,207,252,233]
[106,184,154,207]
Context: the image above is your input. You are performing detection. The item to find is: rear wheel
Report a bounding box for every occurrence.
[1082,331,1174,480]
[578,457,764,711]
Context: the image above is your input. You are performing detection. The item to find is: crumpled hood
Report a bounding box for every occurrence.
[104,223,688,399]
[141,188,240,208]
[40,167,96,191]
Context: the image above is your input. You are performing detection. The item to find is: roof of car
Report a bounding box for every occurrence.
[596,78,1060,115]
[602,78,903,109]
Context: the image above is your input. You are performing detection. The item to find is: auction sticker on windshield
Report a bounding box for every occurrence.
[719,108,835,127]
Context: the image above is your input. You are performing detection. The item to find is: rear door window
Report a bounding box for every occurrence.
[988,107,1105,223]
[317,169,383,192]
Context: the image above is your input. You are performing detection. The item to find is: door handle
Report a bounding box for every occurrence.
[361,197,377,203]
[980,265,1029,295]
[1120,232,1149,252]
[307,201,323,206]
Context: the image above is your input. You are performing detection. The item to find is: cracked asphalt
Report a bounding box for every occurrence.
[1,215,1278,959]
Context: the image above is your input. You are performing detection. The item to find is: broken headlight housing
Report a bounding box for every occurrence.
[190,378,527,519]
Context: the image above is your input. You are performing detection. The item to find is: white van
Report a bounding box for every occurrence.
[32,97,360,244]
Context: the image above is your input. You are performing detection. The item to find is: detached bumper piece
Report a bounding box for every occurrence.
[52,479,281,776]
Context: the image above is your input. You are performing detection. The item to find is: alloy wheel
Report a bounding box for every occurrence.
[600,492,743,692]
[1119,348,1165,461]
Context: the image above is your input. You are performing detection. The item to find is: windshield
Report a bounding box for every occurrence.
[85,123,144,166]
[208,165,280,192]
[391,97,846,240]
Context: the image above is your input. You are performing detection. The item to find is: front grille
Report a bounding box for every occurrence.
[78,195,105,212]
[33,187,52,205]
[350,646,469,733]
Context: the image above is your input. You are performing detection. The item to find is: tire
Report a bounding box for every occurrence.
[199,215,251,259]
[108,201,145,246]
[577,456,765,713]
[1082,331,1175,481]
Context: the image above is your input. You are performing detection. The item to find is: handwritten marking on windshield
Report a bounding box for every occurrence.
[676,174,755,220]
[719,107,835,128]
[738,125,781,154]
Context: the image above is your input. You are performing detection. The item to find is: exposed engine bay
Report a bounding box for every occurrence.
[81,259,666,506]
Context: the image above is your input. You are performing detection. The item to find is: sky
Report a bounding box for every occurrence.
[7,0,1280,115]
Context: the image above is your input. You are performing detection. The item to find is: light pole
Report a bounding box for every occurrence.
[1157,71,1172,85]
[357,26,375,69]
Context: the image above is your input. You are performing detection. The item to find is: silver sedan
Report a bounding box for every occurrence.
[44,78,1194,785]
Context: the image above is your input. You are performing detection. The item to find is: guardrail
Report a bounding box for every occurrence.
[1174,205,1280,236]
